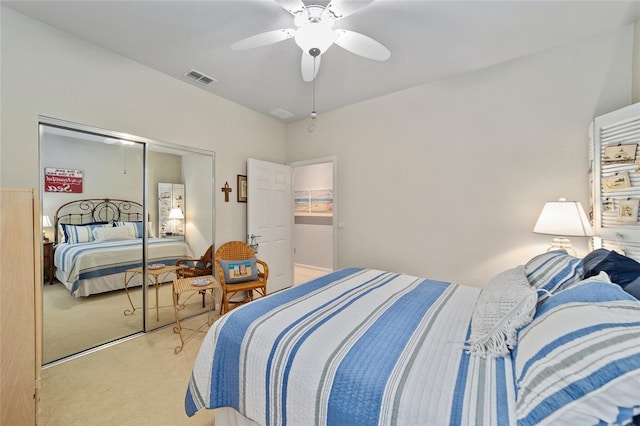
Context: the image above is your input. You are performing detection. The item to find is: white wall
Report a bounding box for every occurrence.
[182,152,214,257]
[0,7,287,248]
[41,134,145,218]
[287,25,636,287]
[2,7,637,288]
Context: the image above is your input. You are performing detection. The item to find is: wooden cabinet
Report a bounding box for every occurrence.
[0,188,41,425]
[43,241,54,284]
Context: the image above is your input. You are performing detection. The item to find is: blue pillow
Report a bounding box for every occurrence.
[218,257,259,283]
[584,249,640,299]
[582,248,611,278]
[624,277,640,300]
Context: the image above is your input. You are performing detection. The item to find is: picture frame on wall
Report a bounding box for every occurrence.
[44,167,83,193]
[617,198,639,224]
[237,175,247,203]
[602,171,631,192]
[603,144,637,164]
[293,189,333,216]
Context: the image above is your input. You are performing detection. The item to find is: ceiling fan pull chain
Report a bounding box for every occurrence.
[308,51,318,133]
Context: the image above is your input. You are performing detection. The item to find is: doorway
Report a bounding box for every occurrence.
[290,157,336,285]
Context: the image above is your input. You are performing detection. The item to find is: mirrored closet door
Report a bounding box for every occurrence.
[39,118,214,365]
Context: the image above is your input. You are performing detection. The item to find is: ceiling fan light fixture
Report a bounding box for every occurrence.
[232,0,389,82]
[294,22,336,55]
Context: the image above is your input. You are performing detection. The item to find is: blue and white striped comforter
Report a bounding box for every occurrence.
[55,238,192,295]
[185,268,517,425]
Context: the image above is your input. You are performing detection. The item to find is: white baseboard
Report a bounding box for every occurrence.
[294,263,332,272]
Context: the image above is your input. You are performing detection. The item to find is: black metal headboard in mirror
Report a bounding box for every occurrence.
[54,198,143,244]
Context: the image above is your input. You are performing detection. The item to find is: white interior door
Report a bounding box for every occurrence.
[247,158,293,293]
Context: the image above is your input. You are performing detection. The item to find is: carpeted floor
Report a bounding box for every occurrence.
[40,313,228,425]
[43,281,213,364]
[39,266,329,425]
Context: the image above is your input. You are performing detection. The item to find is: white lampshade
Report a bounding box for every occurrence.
[42,215,53,227]
[294,22,336,55]
[534,199,593,236]
[42,215,53,241]
[168,208,184,220]
[533,198,593,255]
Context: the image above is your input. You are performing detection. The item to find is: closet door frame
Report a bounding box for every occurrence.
[38,115,216,363]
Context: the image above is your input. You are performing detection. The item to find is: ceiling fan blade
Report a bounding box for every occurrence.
[322,0,373,20]
[334,29,390,61]
[275,0,307,16]
[301,52,321,82]
[231,28,295,51]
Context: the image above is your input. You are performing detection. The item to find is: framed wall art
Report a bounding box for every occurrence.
[603,144,637,164]
[294,189,333,216]
[602,171,631,192]
[44,167,83,193]
[617,198,639,224]
[237,175,247,203]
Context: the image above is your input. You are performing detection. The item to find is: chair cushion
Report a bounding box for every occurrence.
[218,257,259,283]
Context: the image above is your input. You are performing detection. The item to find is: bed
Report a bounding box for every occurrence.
[53,198,192,297]
[185,250,640,425]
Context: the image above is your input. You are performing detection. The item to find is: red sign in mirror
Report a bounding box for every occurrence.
[44,168,83,193]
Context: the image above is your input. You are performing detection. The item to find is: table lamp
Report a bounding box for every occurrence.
[42,215,53,242]
[168,208,184,235]
[533,198,593,256]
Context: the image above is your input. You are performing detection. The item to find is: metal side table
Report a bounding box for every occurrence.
[172,275,220,354]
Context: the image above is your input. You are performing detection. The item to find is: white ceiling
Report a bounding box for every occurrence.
[3,0,640,122]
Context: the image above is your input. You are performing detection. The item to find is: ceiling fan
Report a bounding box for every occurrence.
[231,0,391,82]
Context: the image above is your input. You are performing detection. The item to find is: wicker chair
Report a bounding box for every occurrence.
[215,241,268,314]
[175,245,213,307]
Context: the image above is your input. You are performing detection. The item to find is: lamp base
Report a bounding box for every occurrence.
[547,237,576,256]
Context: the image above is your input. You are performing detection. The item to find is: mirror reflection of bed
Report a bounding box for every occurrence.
[40,123,214,365]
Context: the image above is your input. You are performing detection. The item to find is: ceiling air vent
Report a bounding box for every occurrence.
[185,69,217,86]
[269,108,294,119]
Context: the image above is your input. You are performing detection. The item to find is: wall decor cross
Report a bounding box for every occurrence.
[221,181,232,202]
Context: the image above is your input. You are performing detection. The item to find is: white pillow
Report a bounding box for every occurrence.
[92,225,134,242]
[467,265,537,357]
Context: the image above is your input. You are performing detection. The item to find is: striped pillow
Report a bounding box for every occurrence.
[514,281,640,425]
[62,223,109,244]
[113,221,145,238]
[524,250,583,300]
